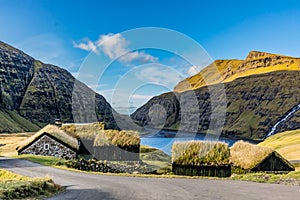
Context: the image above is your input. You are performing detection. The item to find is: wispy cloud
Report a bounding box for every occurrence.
[135,66,183,87]
[96,88,154,114]
[73,39,97,54]
[130,94,153,101]
[73,33,158,64]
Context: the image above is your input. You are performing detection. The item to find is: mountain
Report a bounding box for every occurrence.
[132,51,300,140]
[175,51,300,92]
[0,41,118,133]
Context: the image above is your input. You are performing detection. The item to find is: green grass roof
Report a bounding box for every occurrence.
[94,130,140,147]
[172,141,230,166]
[230,141,274,169]
[62,123,140,147]
[61,123,105,140]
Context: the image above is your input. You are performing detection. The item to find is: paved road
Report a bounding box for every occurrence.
[0,158,299,200]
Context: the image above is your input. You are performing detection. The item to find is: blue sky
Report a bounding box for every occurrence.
[1,0,300,113]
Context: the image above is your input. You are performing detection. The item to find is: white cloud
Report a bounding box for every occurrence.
[130,94,153,101]
[73,40,97,54]
[73,33,158,64]
[96,33,127,59]
[186,66,201,76]
[96,88,154,114]
[135,66,183,87]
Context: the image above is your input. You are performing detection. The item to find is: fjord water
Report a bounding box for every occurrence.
[140,129,238,155]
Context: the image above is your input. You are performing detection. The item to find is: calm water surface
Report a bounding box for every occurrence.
[140,129,238,155]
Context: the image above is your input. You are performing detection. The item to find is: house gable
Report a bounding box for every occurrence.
[18,132,77,159]
[252,152,295,172]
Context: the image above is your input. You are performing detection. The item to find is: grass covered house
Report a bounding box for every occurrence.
[17,123,140,161]
[62,123,140,161]
[93,130,140,161]
[17,125,79,159]
[172,141,231,177]
[231,141,295,173]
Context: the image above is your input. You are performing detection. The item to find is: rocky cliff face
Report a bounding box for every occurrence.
[0,41,118,133]
[132,61,300,140]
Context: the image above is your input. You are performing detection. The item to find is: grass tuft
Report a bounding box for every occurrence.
[0,169,62,199]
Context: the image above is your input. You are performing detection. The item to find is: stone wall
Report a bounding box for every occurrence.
[19,135,76,159]
[65,158,153,174]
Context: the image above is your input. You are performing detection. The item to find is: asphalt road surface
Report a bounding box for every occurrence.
[0,158,299,200]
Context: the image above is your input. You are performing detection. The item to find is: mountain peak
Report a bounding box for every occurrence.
[245,51,279,60]
[174,51,300,92]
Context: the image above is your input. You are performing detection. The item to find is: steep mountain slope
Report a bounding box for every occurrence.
[132,52,300,140]
[175,51,300,92]
[0,41,118,133]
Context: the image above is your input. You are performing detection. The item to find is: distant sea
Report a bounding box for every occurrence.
[140,129,250,155]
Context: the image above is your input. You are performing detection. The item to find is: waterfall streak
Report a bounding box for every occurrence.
[267,104,300,137]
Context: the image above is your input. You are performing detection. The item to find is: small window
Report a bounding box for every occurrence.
[44,144,49,150]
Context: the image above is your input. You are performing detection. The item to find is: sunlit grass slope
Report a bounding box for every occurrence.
[175,51,300,92]
[259,129,300,161]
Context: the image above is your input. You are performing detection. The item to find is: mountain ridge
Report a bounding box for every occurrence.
[0,41,118,133]
[132,51,300,140]
[174,50,300,92]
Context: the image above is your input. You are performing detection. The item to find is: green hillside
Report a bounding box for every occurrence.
[0,110,40,133]
[259,129,300,161]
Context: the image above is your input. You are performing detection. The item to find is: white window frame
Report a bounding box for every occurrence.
[44,143,50,150]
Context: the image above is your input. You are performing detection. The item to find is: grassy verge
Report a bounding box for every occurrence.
[0,169,62,199]
[140,145,171,171]
[15,154,67,167]
[231,171,300,185]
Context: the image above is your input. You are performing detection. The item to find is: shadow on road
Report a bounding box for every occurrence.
[48,188,119,200]
[0,158,39,168]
